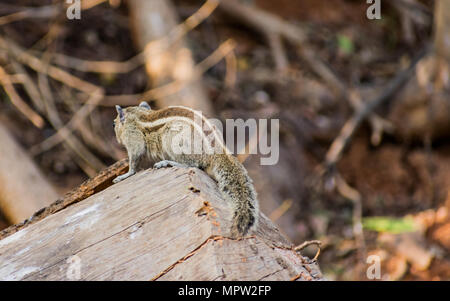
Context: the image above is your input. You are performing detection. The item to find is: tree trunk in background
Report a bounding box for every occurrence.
[388,1,450,141]
[0,123,58,224]
[434,0,450,61]
[127,0,214,116]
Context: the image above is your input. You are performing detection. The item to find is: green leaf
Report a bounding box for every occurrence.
[337,34,354,55]
[362,216,417,234]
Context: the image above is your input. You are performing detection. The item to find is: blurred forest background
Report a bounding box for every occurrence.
[0,0,449,280]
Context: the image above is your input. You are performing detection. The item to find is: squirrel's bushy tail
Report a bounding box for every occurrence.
[210,155,259,237]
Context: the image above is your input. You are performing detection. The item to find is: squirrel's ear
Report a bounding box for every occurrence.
[115,105,125,122]
[139,101,151,110]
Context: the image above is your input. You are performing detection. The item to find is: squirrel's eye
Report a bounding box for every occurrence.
[113,121,116,129]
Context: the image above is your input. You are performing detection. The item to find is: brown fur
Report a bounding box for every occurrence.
[113,103,259,237]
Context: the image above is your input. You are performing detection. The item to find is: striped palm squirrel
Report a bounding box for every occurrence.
[112,102,259,237]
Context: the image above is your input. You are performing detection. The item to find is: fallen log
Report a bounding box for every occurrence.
[0,166,322,280]
[0,122,59,224]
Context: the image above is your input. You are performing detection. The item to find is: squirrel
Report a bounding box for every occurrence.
[112,102,259,238]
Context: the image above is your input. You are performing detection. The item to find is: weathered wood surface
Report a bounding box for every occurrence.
[0,167,322,281]
[0,158,129,241]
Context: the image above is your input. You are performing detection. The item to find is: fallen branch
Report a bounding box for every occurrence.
[28,0,220,74]
[0,0,110,26]
[0,166,323,281]
[0,35,234,156]
[0,66,44,128]
[324,45,430,168]
[29,89,104,157]
[335,173,366,261]
[0,36,100,94]
[36,54,105,176]
[9,61,46,113]
[218,0,392,145]
[0,4,60,26]
[295,240,322,261]
[103,39,236,106]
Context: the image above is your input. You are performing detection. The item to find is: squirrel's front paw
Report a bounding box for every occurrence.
[113,171,135,183]
[153,160,172,169]
[153,160,187,169]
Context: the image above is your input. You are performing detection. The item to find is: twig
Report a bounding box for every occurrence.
[290,272,303,281]
[36,56,105,175]
[0,36,101,94]
[0,65,44,128]
[224,48,237,88]
[29,89,104,157]
[0,73,26,84]
[104,39,235,106]
[218,0,392,143]
[335,172,366,259]
[0,0,110,26]
[81,0,108,10]
[219,0,306,43]
[294,240,322,261]
[58,85,122,161]
[324,46,430,167]
[28,48,143,74]
[219,0,304,70]
[137,38,236,103]
[26,0,220,74]
[219,0,341,87]
[0,5,60,26]
[0,0,116,26]
[391,0,431,27]
[0,36,108,156]
[10,61,46,113]
[269,199,293,222]
[29,13,65,50]
[266,32,288,72]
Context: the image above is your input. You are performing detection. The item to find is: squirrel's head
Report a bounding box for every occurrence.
[114,101,152,143]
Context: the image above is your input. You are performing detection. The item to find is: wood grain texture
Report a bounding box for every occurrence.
[0,167,322,281]
[0,158,129,241]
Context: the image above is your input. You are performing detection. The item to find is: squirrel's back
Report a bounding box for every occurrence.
[114,103,259,237]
